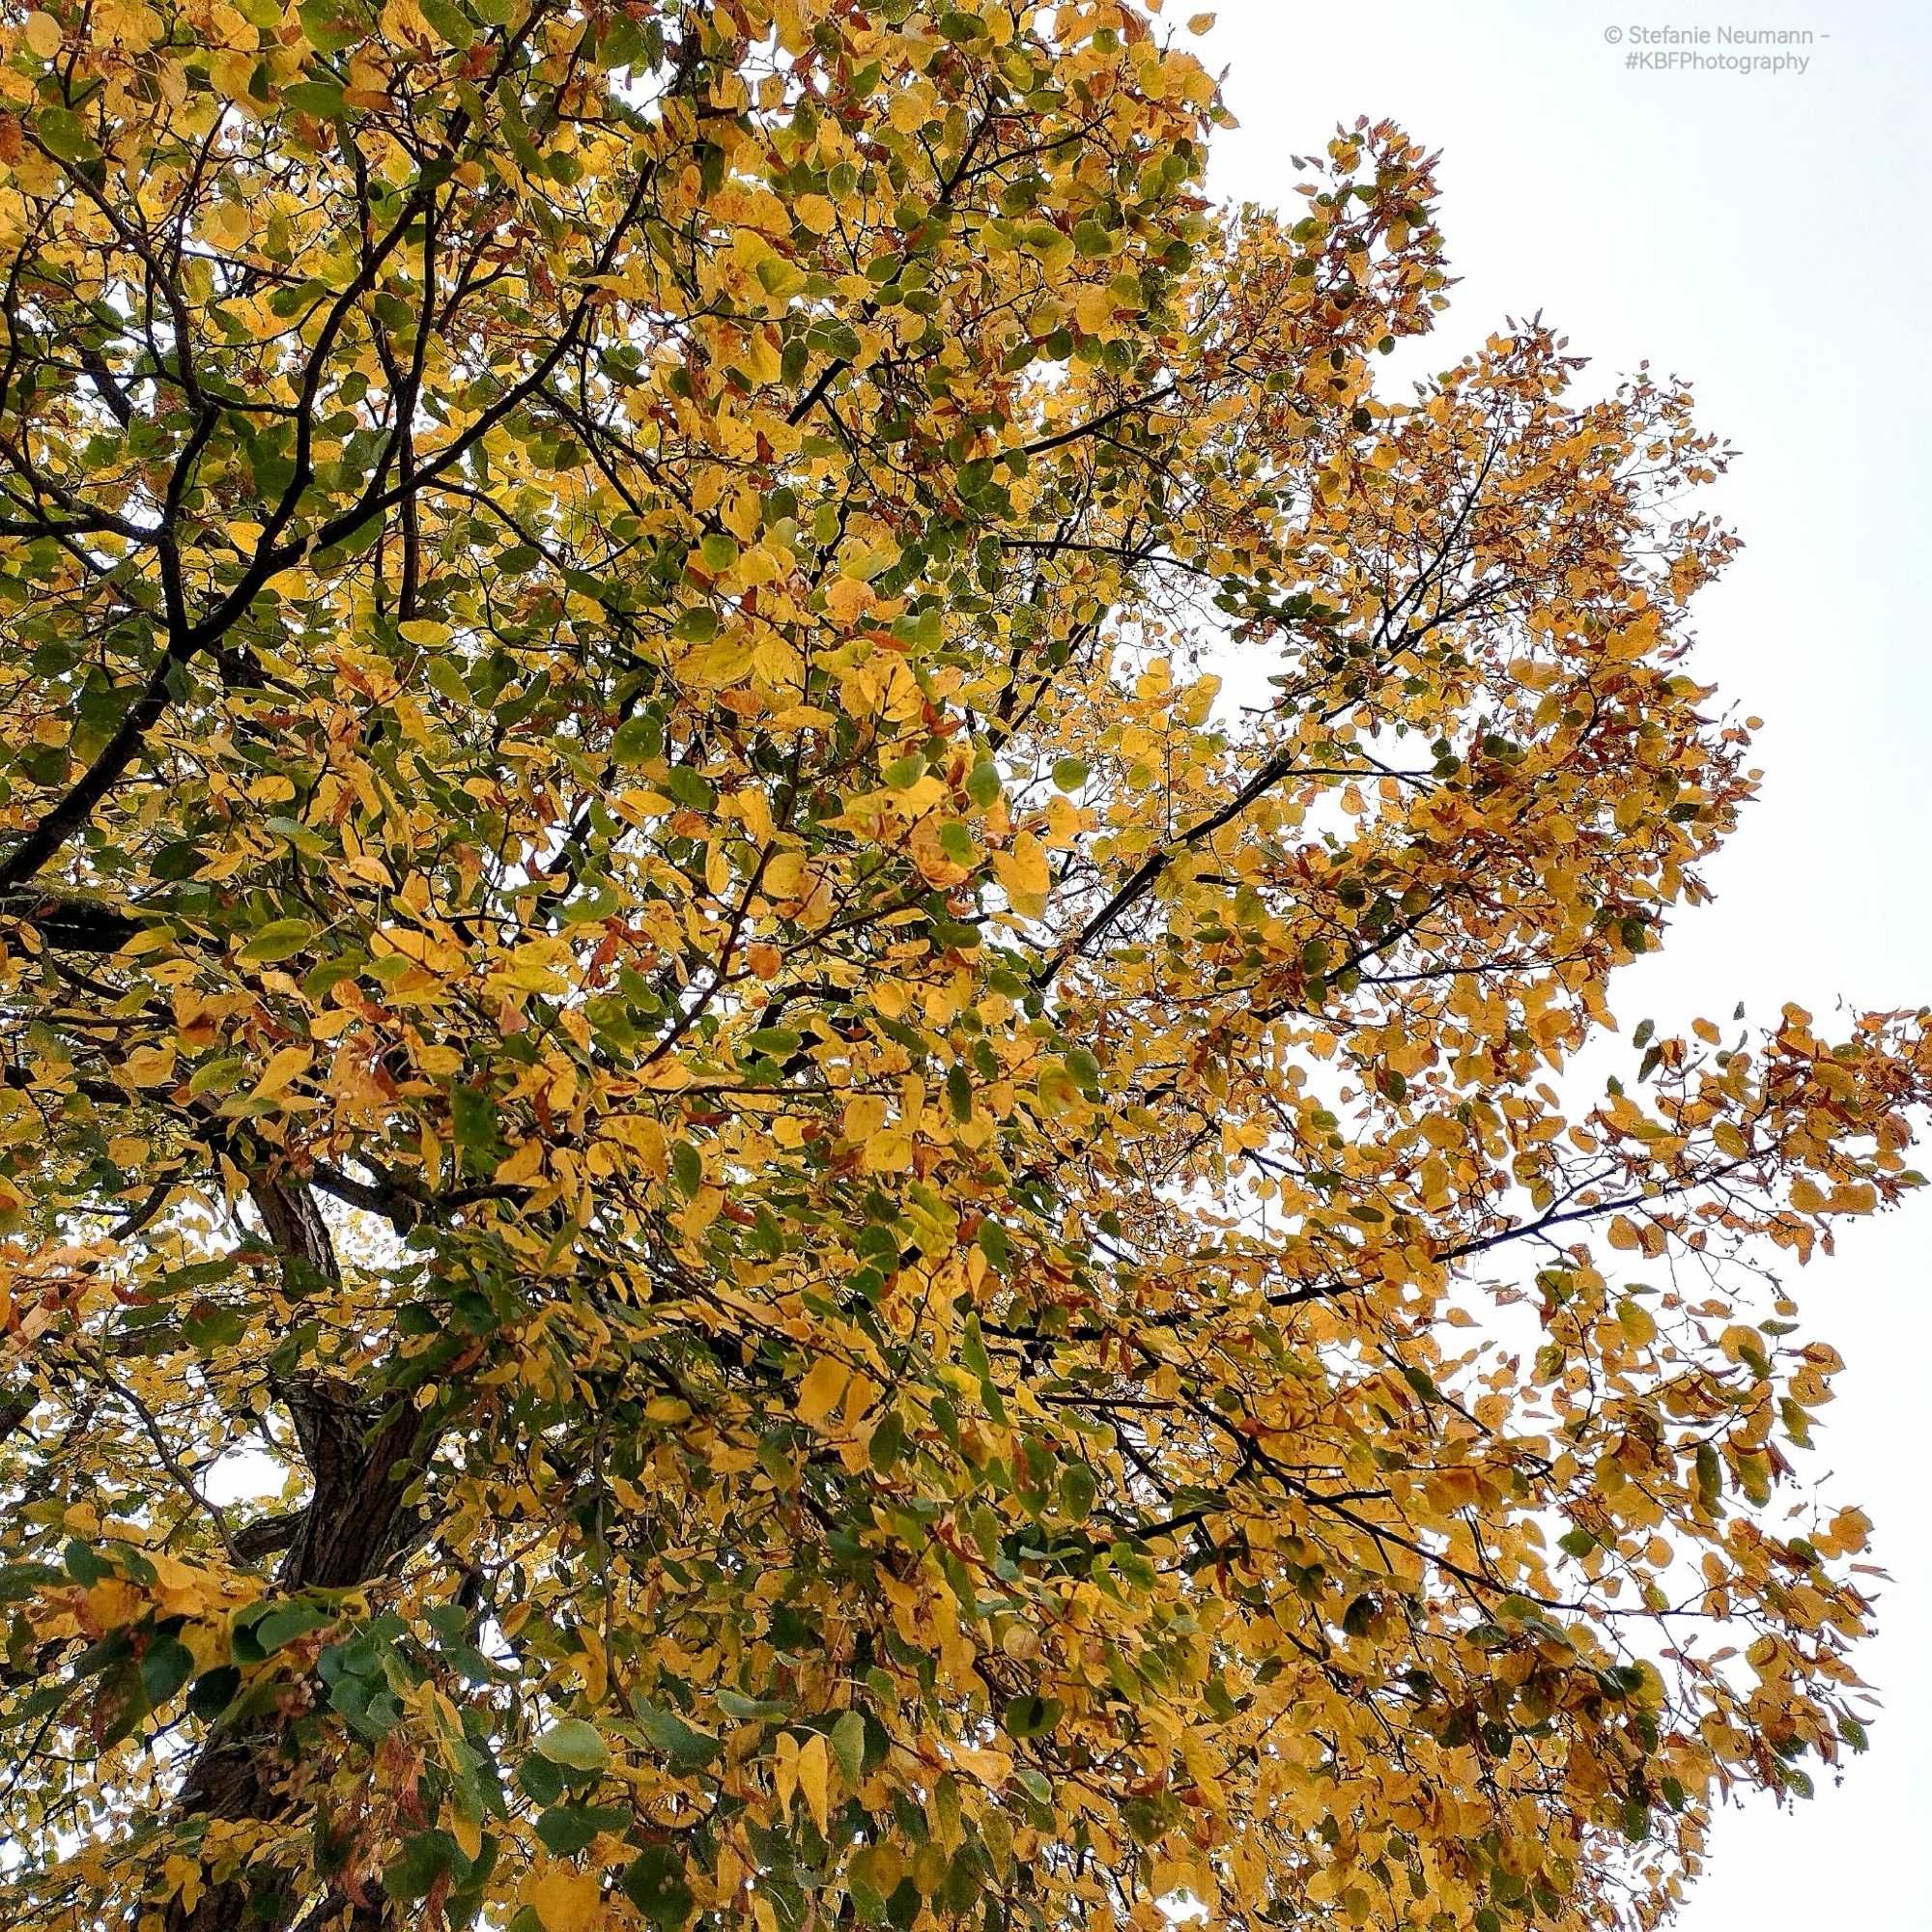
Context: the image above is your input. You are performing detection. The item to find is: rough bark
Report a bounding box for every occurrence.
[157,1175,429,1932]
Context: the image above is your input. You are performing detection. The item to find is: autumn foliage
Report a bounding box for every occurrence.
[0,2,1926,1930]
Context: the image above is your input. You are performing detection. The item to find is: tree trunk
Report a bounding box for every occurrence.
[158,1176,429,1932]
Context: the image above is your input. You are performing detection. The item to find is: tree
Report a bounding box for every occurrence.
[0,0,1924,1928]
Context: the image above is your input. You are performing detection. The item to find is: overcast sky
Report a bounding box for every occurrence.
[1195,1,1932,1922]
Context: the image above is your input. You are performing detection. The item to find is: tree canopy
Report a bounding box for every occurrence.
[0,2,1926,1930]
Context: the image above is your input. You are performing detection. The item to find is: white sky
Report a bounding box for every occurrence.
[1196,0,1932,1922]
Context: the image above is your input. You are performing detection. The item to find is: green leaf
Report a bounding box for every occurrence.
[288,71,352,119]
[868,1408,905,1471]
[1695,1441,1722,1504]
[611,714,662,766]
[182,1301,247,1352]
[187,1054,248,1098]
[517,1751,566,1806]
[830,1708,867,1785]
[265,815,328,860]
[240,918,315,963]
[91,1659,147,1752]
[715,1687,790,1722]
[965,758,1002,809]
[634,1702,718,1772]
[1002,1693,1062,1739]
[451,1085,499,1154]
[415,0,475,45]
[186,1664,242,1720]
[960,1316,990,1379]
[534,1718,610,1773]
[1058,1461,1096,1521]
[384,1830,462,1902]
[298,0,367,52]
[622,1846,693,1929]
[139,1635,196,1707]
[252,1600,336,1654]
[37,107,100,163]
[0,1561,63,1605]
[665,765,715,811]
[421,657,466,711]
[534,1804,627,1855]
[65,1542,111,1586]
[946,1062,973,1122]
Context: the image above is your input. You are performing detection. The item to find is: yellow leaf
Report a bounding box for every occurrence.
[796,1356,850,1428]
[1789,1178,1827,1215]
[449,1806,482,1861]
[949,1743,1012,1788]
[125,1043,177,1087]
[797,1730,829,1834]
[162,1855,203,1916]
[722,490,764,543]
[1829,1506,1871,1554]
[679,1185,723,1238]
[1616,1298,1657,1347]
[774,1729,799,1817]
[252,1044,311,1100]
[824,578,874,627]
[23,11,61,56]
[795,194,837,235]
[146,1552,214,1619]
[494,1139,546,1185]
[765,851,807,898]
[635,1059,694,1093]
[992,832,1052,914]
[84,1578,144,1629]
[575,1623,610,1704]
[1074,285,1115,336]
[524,1867,603,1932]
[741,329,781,386]
[863,1126,914,1173]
